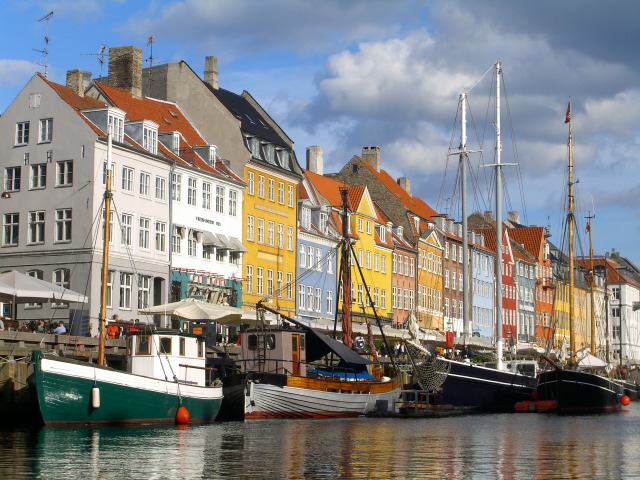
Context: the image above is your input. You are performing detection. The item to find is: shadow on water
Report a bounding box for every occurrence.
[1,405,640,479]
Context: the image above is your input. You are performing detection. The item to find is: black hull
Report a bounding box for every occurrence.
[218,374,246,421]
[439,360,537,411]
[537,369,624,413]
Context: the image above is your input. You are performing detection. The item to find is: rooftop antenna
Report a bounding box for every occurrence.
[34,11,54,77]
[80,45,108,79]
[146,35,154,95]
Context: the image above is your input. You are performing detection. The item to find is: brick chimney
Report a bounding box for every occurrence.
[204,56,219,89]
[361,146,381,172]
[66,69,91,97]
[306,145,323,175]
[397,177,410,195]
[508,211,521,224]
[108,46,142,98]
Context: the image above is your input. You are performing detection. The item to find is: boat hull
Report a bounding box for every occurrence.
[439,360,537,411]
[30,351,223,426]
[244,372,402,420]
[537,369,624,413]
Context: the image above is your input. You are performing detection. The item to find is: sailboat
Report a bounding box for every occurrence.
[406,61,537,411]
[226,188,402,420]
[533,100,628,413]
[28,132,224,426]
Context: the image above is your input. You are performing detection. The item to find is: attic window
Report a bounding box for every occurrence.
[258,118,268,129]
[169,110,178,118]
[244,113,254,123]
[143,124,158,155]
[163,117,171,124]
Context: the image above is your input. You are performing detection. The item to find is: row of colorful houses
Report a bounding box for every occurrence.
[1,45,639,363]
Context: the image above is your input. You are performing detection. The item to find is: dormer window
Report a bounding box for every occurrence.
[301,207,311,230]
[108,110,125,143]
[264,143,275,164]
[172,133,180,154]
[209,145,218,166]
[248,137,260,158]
[379,225,386,242]
[413,216,420,232]
[319,212,328,234]
[143,122,158,155]
[278,149,290,169]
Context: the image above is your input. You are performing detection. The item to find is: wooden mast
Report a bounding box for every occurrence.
[98,131,113,366]
[339,187,353,348]
[587,211,596,355]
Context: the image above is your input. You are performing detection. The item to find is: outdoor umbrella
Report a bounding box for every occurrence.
[0,270,88,321]
[138,297,246,324]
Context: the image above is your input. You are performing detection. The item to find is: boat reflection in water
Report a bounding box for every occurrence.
[13,406,640,479]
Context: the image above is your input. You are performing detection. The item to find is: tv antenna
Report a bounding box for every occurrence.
[80,46,108,79]
[146,35,155,94]
[34,10,54,77]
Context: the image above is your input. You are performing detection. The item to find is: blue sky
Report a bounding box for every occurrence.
[1,0,639,267]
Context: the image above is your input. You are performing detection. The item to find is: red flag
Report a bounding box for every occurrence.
[564,101,571,123]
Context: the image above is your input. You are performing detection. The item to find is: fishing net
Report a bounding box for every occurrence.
[405,340,451,392]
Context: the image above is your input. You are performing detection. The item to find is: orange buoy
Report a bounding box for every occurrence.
[175,404,190,425]
[621,395,631,406]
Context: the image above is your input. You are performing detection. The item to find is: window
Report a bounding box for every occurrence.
[258,175,265,198]
[315,288,321,312]
[155,221,166,253]
[268,221,274,246]
[3,213,19,246]
[247,216,254,241]
[172,173,181,201]
[358,218,364,232]
[229,190,238,216]
[250,137,260,158]
[202,182,211,210]
[381,256,386,274]
[28,211,45,244]
[307,286,314,311]
[155,176,166,200]
[216,185,225,213]
[288,185,294,207]
[54,209,72,242]
[16,121,29,145]
[56,161,73,187]
[203,244,214,260]
[139,217,150,249]
[300,207,311,229]
[256,267,263,295]
[30,164,46,190]
[247,172,254,195]
[278,182,284,204]
[268,179,275,202]
[52,269,70,307]
[299,284,306,309]
[121,167,133,191]
[121,213,133,246]
[103,208,114,244]
[308,246,314,268]
[286,273,293,299]
[257,218,264,244]
[119,272,132,309]
[39,118,53,143]
[188,234,196,257]
[299,244,306,267]
[327,290,333,314]
[137,335,151,355]
[5,167,21,192]
[187,177,197,206]
[171,227,181,254]
[26,270,44,308]
[278,224,284,249]
[267,269,274,296]
[143,126,157,154]
[277,271,283,298]
[246,265,253,294]
[138,276,151,309]
[108,113,124,142]
[287,226,293,251]
[139,172,150,196]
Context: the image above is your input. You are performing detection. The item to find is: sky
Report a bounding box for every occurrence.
[1,0,639,267]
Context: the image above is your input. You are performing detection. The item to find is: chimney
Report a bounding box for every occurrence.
[66,69,91,97]
[306,146,323,175]
[508,211,520,224]
[484,210,493,223]
[108,46,143,98]
[204,56,219,89]
[397,177,410,195]
[361,146,381,172]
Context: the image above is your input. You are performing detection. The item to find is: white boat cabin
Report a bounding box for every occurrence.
[240,329,307,376]
[126,331,209,386]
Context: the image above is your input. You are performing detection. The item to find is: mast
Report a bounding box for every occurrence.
[494,61,504,369]
[566,99,576,365]
[339,187,353,348]
[460,93,470,340]
[587,212,595,354]
[98,131,113,366]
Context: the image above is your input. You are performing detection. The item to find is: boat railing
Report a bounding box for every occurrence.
[178,363,220,385]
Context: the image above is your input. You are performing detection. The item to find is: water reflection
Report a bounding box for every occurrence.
[1,404,639,479]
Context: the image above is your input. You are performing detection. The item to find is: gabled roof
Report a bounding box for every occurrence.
[354,156,438,221]
[507,226,546,261]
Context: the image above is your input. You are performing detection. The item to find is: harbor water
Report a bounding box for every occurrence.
[2,403,640,479]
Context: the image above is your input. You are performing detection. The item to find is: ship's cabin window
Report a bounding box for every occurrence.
[160,337,172,354]
[300,335,305,350]
[137,335,151,355]
[198,339,204,358]
[180,338,186,356]
[266,334,276,350]
[248,334,258,351]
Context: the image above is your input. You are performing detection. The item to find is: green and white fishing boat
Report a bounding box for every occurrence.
[28,131,223,426]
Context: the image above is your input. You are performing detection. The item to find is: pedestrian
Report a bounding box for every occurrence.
[53,321,66,334]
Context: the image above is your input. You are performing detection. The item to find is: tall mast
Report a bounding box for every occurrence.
[460,93,470,340]
[339,187,353,348]
[587,212,595,354]
[566,99,576,365]
[494,61,504,369]
[98,131,113,366]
